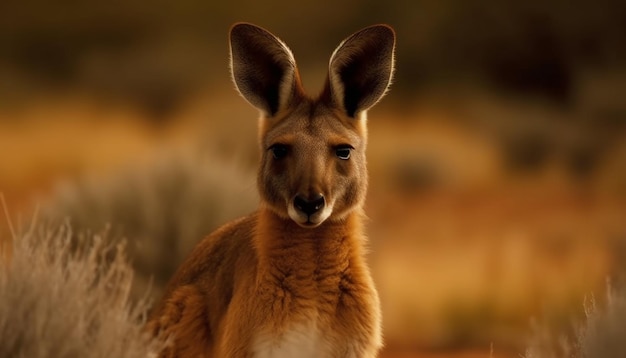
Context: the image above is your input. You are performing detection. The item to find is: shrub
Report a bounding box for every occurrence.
[0,216,160,358]
[42,150,258,299]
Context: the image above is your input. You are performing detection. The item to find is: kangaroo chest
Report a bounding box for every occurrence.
[247,220,370,357]
[249,267,345,357]
[252,319,327,358]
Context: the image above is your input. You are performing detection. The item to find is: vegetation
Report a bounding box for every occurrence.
[525,283,626,358]
[0,202,161,358]
[42,150,257,299]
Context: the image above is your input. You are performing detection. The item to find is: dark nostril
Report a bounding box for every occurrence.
[294,193,325,216]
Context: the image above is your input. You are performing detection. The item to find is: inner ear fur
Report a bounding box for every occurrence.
[326,25,396,118]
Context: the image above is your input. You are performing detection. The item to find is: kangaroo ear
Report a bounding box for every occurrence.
[230,23,301,116]
[326,25,395,118]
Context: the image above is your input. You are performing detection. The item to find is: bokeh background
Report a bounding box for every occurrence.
[1,1,626,357]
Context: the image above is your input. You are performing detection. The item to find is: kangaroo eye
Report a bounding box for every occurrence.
[269,144,289,159]
[335,146,352,160]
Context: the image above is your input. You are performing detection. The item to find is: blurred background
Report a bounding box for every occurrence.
[1,0,626,357]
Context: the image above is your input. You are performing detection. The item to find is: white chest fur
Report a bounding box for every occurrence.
[253,322,326,358]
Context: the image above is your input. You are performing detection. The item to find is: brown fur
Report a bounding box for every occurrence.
[148,23,395,357]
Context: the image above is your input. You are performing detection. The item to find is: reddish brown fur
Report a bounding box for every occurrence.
[148,22,395,357]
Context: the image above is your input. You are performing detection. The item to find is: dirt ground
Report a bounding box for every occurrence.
[381,349,516,358]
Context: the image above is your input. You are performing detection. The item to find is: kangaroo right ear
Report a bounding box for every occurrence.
[230,23,300,117]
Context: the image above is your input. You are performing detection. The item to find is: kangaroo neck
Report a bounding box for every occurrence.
[253,208,366,279]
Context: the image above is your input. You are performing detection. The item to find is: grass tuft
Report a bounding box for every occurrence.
[0,209,161,357]
[525,281,626,358]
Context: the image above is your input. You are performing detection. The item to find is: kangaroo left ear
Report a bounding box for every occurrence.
[326,25,396,118]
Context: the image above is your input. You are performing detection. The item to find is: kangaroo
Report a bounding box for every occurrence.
[147,22,395,358]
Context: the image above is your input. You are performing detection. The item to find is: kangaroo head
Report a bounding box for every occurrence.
[230,23,395,228]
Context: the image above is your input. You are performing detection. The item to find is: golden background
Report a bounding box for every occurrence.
[1,1,625,357]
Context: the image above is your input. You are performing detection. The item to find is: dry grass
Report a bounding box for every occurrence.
[525,283,626,358]
[0,203,161,358]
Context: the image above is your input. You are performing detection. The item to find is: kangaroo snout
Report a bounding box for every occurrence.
[289,189,332,227]
[294,193,325,216]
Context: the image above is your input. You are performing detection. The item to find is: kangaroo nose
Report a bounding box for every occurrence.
[294,193,325,216]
